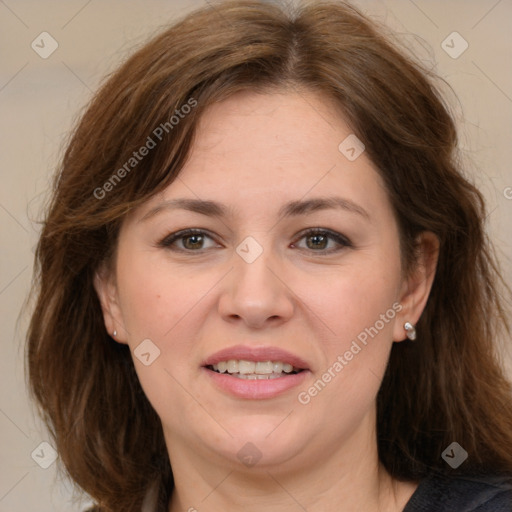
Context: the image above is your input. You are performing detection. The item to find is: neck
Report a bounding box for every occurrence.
[165,411,418,512]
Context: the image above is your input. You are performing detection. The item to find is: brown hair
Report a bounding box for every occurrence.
[26,1,512,510]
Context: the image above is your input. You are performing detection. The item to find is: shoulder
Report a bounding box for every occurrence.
[403,471,512,512]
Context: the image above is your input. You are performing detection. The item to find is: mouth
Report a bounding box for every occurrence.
[201,345,310,399]
[206,360,305,380]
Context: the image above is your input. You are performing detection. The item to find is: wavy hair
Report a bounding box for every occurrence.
[26,1,512,510]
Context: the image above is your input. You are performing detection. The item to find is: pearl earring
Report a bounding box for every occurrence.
[113,330,117,337]
[404,322,416,341]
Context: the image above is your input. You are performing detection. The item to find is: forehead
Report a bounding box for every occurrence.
[192,89,353,168]
[134,90,391,222]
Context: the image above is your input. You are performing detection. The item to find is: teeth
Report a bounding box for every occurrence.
[255,361,274,374]
[211,359,301,376]
[234,373,283,380]
[273,361,283,373]
[282,363,293,373]
[239,360,256,374]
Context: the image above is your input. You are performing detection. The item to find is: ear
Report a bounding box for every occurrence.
[93,263,128,344]
[393,231,439,342]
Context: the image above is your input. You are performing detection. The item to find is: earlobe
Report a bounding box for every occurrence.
[93,265,128,344]
[393,231,439,342]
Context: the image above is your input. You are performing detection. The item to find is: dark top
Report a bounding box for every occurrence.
[403,472,512,511]
[85,472,512,511]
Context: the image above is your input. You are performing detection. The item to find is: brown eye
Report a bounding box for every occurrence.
[306,233,329,250]
[293,229,352,253]
[159,229,218,252]
[182,233,205,250]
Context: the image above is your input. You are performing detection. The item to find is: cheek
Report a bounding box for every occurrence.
[296,274,398,424]
[115,257,204,425]
[298,255,401,413]
[115,250,197,340]
[307,261,400,347]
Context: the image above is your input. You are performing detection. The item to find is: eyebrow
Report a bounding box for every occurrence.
[140,196,370,222]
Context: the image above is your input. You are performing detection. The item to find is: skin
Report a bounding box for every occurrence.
[95,89,439,512]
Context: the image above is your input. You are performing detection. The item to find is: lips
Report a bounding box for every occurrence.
[201,345,310,400]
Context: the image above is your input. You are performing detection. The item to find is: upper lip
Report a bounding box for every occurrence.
[202,345,310,370]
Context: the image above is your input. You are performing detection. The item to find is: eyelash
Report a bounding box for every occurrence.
[158,228,352,254]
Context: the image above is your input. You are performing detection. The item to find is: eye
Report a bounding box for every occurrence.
[158,229,220,252]
[292,228,352,253]
[158,227,352,254]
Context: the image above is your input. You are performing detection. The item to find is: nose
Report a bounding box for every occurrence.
[217,242,295,329]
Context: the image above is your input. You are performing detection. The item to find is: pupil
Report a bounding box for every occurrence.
[307,234,327,250]
[184,234,203,249]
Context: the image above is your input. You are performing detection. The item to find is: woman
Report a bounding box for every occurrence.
[27,1,512,511]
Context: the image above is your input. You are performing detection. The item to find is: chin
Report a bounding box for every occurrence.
[209,416,308,468]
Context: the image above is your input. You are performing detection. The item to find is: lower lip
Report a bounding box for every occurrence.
[203,368,309,400]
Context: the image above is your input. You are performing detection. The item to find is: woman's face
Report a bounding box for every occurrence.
[97,90,431,472]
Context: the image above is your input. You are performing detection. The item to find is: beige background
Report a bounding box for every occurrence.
[1,1,511,510]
